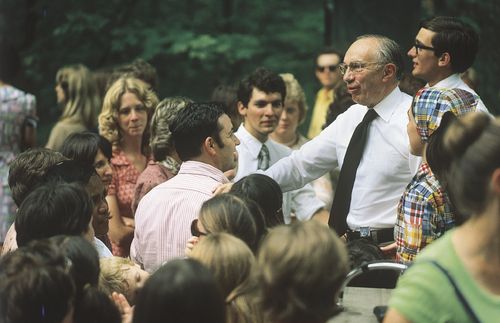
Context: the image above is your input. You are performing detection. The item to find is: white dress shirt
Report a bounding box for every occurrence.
[131,161,229,272]
[235,126,325,223]
[431,74,489,113]
[264,87,420,229]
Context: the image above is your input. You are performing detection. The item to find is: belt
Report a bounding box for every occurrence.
[346,227,394,244]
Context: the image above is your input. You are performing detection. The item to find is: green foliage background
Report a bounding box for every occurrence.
[1,0,498,145]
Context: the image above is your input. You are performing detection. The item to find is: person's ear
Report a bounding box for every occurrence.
[238,101,247,117]
[437,52,451,68]
[490,168,500,196]
[382,63,396,81]
[204,137,216,156]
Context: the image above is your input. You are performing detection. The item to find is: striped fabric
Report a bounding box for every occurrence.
[412,87,479,142]
[130,161,229,273]
[395,162,455,264]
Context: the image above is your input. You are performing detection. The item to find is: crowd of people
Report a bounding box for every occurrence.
[1,15,499,323]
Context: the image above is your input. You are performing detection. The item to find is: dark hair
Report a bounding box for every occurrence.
[170,102,225,161]
[0,241,75,323]
[15,181,93,247]
[199,194,259,252]
[237,67,287,107]
[231,174,284,227]
[444,113,500,215]
[211,83,242,130]
[0,40,20,82]
[108,58,159,92]
[133,258,226,323]
[324,83,355,128]
[61,131,112,165]
[421,16,479,73]
[8,148,68,206]
[315,47,343,65]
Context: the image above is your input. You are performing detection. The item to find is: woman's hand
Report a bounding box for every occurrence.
[185,236,200,257]
[112,292,134,323]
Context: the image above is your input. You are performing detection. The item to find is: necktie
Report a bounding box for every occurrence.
[257,144,270,170]
[329,108,379,236]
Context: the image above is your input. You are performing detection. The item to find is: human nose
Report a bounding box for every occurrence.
[104,162,113,176]
[408,46,417,57]
[343,69,354,83]
[233,135,240,145]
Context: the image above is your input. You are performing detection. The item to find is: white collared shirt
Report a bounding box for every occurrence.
[235,126,325,223]
[430,74,489,113]
[264,87,420,229]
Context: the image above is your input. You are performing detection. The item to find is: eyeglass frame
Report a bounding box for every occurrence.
[316,64,339,73]
[338,61,385,76]
[190,219,208,237]
[413,42,435,55]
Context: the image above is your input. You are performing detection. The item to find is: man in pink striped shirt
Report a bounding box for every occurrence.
[131,102,239,272]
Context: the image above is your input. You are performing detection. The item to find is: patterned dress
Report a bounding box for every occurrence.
[0,85,36,242]
[395,162,455,264]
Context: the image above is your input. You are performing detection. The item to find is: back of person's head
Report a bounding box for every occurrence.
[237,67,286,107]
[150,96,193,161]
[211,83,241,130]
[412,87,479,184]
[256,221,349,323]
[444,113,500,216]
[190,232,255,300]
[398,72,426,97]
[231,174,284,227]
[133,258,226,323]
[421,16,479,73]
[0,40,20,83]
[56,64,101,129]
[279,73,308,124]
[108,58,159,93]
[99,256,150,305]
[0,240,75,323]
[169,102,225,161]
[99,77,158,151]
[199,193,259,252]
[356,34,405,80]
[61,131,112,165]
[15,181,93,247]
[8,148,68,206]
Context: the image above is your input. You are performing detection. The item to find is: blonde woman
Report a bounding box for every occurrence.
[99,77,158,257]
[46,64,101,151]
[269,73,334,211]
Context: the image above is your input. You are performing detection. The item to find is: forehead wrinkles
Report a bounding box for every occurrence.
[345,38,380,63]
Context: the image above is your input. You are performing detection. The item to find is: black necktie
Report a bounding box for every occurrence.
[329,109,379,236]
[257,144,270,170]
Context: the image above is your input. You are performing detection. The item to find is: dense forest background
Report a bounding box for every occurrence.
[1,0,499,145]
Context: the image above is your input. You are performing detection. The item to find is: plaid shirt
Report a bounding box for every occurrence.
[395,162,455,264]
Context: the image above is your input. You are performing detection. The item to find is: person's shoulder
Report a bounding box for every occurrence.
[267,138,292,156]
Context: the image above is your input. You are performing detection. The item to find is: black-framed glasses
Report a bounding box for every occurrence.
[414,42,435,55]
[316,64,338,73]
[190,219,207,237]
[338,62,383,75]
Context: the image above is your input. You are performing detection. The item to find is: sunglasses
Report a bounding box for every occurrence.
[316,64,338,73]
[190,219,208,237]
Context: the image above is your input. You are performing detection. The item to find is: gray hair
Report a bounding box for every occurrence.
[356,34,404,80]
[150,96,193,161]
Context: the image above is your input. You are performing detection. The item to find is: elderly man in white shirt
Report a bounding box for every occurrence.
[264,35,420,246]
[234,67,329,224]
[408,16,489,113]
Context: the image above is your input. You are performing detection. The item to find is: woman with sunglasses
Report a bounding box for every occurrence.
[99,77,158,257]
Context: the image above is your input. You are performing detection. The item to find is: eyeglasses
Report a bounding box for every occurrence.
[190,219,208,237]
[338,62,383,75]
[414,42,435,55]
[316,64,338,73]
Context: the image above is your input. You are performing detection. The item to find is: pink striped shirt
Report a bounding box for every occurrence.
[130,161,229,272]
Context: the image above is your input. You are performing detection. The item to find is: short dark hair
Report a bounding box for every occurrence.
[15,181,93,247]
[133,258,226,323]
[8,148,68,206]
[61,131,112,165]
[0,239,75,323]
[169,102,225,161]
[108,58,159,92]
[421,16,479,73]
[237,67,287,107]
[315,47,344,65]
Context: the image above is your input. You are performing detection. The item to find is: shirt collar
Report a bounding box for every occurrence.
[371,87,405,123]
[427,74,460,89]
[236,124,271,158]
[178,160,230,184]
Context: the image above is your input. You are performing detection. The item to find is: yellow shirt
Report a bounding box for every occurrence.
[307,88,334,138]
